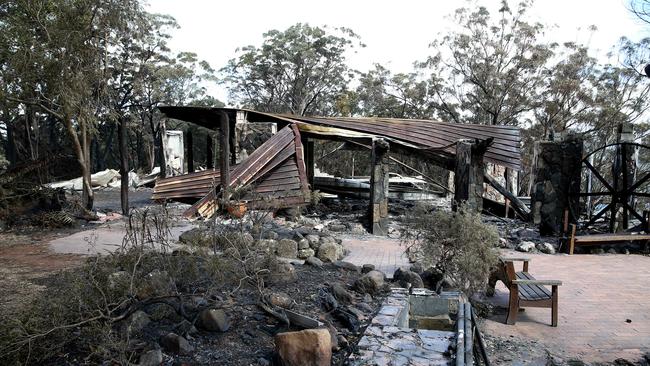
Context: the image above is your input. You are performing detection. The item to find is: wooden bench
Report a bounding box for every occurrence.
[488,257,562,327]
[567,224,650,254]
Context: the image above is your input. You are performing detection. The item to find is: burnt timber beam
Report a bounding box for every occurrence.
[206,133,214,169]
[484,172,530,221]
[219,110,230,204]
[453,139,488,212]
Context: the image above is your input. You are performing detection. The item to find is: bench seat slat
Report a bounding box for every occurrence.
[516,272,551,300]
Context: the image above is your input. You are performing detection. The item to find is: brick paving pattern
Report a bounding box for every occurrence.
[341,235,410,278]
[486,250,650,363]
[342,237,650,363]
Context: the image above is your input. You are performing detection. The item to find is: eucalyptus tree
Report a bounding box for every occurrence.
[421,0,555,126]
[222,23,362,116]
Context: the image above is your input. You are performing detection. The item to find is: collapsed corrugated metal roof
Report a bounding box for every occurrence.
[158,106,522,171]
[153,124,309,218]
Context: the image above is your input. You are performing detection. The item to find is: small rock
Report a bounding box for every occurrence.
[330,283,353,304]
[393,267,424,289]
[139,349,163,366]
[516,241,536,253]
[354,270,385,294]
[126,310,150,336]
[174,319,198,336]
[536,242,555,254]
[269,261,297,283]
[305,256,323,268]
[498,237,509,248]
[267,292,293,308]
[197,309,230,332]
[356,302,374,313]
[298,248,316,259]
[179,227,210,246]
[607,248,617,254]
[306,235,321,248]
[263,230,279,240]
[257,357,270,366]
[276,238,298,258]
[317,242,339,263]
[329,224,347,232]
[314,224,325,231]
[257,239,278,254]
[136,269,177,299]
[160,332,194,355]
[297,238,310,250]
[361,264,376,274]
[326,324,339,351]
[334,261,359,272]
[275,329,332,366]
[363,293,372,303]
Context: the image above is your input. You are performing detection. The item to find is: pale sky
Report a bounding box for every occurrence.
[146,0,648,105]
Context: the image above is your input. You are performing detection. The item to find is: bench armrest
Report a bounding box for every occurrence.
[512,279,562,286]
[500,256,531,262]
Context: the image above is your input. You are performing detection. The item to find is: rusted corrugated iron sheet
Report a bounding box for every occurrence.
[153,124,309,218]
[157,106,522,171]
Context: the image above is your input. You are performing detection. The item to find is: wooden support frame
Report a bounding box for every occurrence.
[369,138,390,235]
[218,110,230,204]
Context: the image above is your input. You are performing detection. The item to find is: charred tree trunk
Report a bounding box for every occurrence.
[4,118,17,168]
[118,117,129,215]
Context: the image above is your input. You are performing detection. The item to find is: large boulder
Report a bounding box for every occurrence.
[197,309,230,332]
[275,329,332,366]
[126,310,150,336]
[393,267,424,289]
[353,270,385,294]
[277,238,298,258]
[333,261,359,272]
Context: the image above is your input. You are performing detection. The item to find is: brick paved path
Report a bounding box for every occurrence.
[486,250,650,363]
[342,236,650,363]
[341,235,409,278]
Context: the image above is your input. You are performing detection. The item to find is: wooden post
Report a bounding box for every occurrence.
[302,137,314,188]
[454,140,485,212]
[206,133,214,169]
[186,129,194,173]
[369,138,390,235]
[219,111,230,203]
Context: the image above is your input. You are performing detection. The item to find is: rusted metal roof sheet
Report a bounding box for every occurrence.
[153,124,309,218]
[158,106,522,171]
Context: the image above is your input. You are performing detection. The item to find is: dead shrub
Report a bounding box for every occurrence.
[401,205,499,297]
[0,207,273,365]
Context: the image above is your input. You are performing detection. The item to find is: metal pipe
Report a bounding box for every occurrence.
[456,301,465,366]
[465,302,473,365]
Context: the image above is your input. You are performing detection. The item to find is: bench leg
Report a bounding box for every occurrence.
[506,285,519,325]
[551,285,559,327]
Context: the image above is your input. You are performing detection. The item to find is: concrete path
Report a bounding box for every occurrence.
[48,220,192,255]
[341,235,410,278]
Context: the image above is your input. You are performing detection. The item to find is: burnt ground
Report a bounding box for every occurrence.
[0,189,153,316]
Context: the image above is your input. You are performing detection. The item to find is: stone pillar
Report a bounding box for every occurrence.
[530,134,583,235]
[369,138,390,235]
[453,139,485,212]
